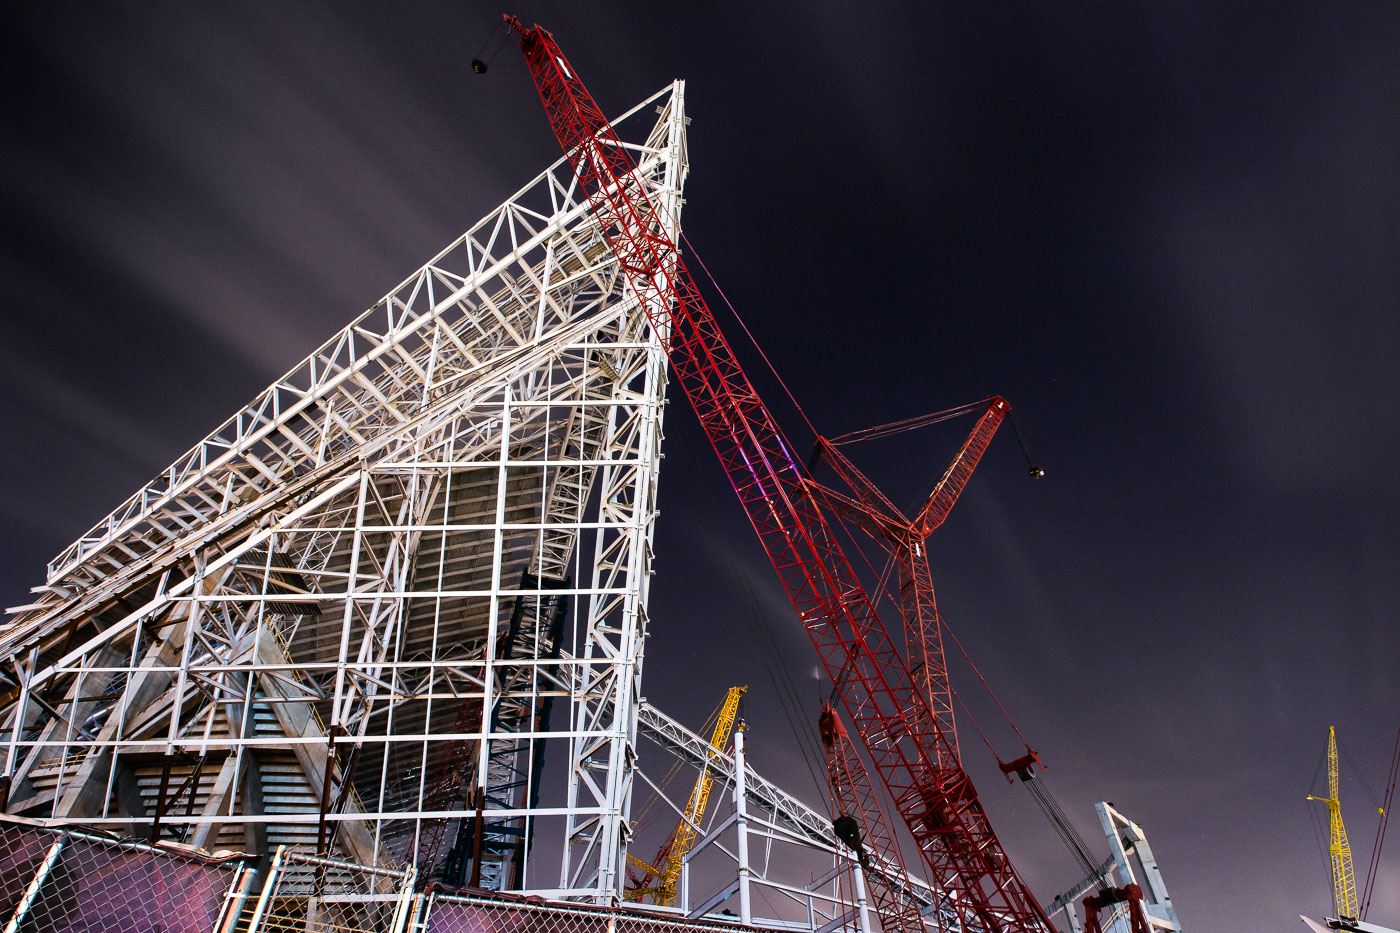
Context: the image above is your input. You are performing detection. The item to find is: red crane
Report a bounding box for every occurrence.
[505,17,1052,932]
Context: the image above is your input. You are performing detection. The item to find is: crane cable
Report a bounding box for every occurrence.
[828,401,991,446]
[632,695,727,835]
[679,232,944,760]
[1361,722,1400,919]
[688,250,1072,868]
[680,232,818,441]
[941,607,1112,887]
[831,398,1044,485]
[941,612,1033,751]
[670,411,829,799]
[1024,772,1103,886]
[678,230,880,786]
[949,682,1103,888]
[469,18,512,74]
[1307,747,1334,893]
[680,222,1084,893]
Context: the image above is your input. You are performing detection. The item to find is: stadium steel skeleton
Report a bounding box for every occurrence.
[0,84,687,901]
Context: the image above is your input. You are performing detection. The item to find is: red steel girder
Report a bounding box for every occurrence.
[506,18,1050,932]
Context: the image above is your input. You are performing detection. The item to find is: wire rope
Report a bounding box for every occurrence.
[680,232,817,440]
[632,701,720,837]
[820,510,909,708]
[1306,745,1334,900]
[670,413,829,800]
[951,682,1003,769]
[828,400,992,447]
[953,667,1098,887]
[940,613,1032,750]
[471,18,513,73]
[1361,722,1400,919]
[632,694,729,839]
[1307,799,1332,901]
[674,232,863,791]
[736,562,830,798]
[1024,772,1101,883]
[1340,736,1382,809]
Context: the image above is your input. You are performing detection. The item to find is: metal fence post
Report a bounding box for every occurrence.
[214,864,258,933]
[404,892,430,933]
[387,866,418,933]
[4,835,65,933]
[243,845,288,933]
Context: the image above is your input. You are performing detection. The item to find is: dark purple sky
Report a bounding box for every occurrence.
[3,2,1398,929]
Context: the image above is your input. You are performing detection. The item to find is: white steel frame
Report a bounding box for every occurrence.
[1044,802,1181,933]
[0,83,689,904]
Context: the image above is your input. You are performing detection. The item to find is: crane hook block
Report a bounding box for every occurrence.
[1028,465,1045,479]
[832,814,870,868]
[471,58,488,74]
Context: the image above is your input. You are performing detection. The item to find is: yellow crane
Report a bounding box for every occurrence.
[1308,726,1358,921]
[627,685,746,906]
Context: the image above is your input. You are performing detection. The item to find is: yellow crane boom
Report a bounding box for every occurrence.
[1308,726,1358,921]
[627,685,746,906]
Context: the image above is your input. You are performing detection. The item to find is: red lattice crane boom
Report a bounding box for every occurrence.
[506,17,1051,932]
[809,397,1010,770]
[821,702,926,933]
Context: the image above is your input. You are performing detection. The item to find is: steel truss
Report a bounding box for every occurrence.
[0,83,688,903]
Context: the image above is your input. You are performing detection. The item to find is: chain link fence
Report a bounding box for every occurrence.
[0,819,769,933]
[421,890,755,933]
[244,847,416,933]
[0,815,249,933]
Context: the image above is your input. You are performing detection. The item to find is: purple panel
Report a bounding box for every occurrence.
[24,839,230,933]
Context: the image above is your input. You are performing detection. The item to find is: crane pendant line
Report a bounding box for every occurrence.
[504,16,1051,932]
[808,397,1012,769]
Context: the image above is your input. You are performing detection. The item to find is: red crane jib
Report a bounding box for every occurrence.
[505,16,1052,932]
[808,396,1010,771]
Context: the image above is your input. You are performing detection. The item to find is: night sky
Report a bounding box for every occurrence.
[3,3,1398,930]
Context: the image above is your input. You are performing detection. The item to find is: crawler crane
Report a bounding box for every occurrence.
[627,686,746,906]
[506,17,1053,932]
[1308,727,1359,923]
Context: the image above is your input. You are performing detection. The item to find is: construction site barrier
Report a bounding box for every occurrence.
[243,847,415,933]
[0,820,776,933]
[421,889,756,933]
